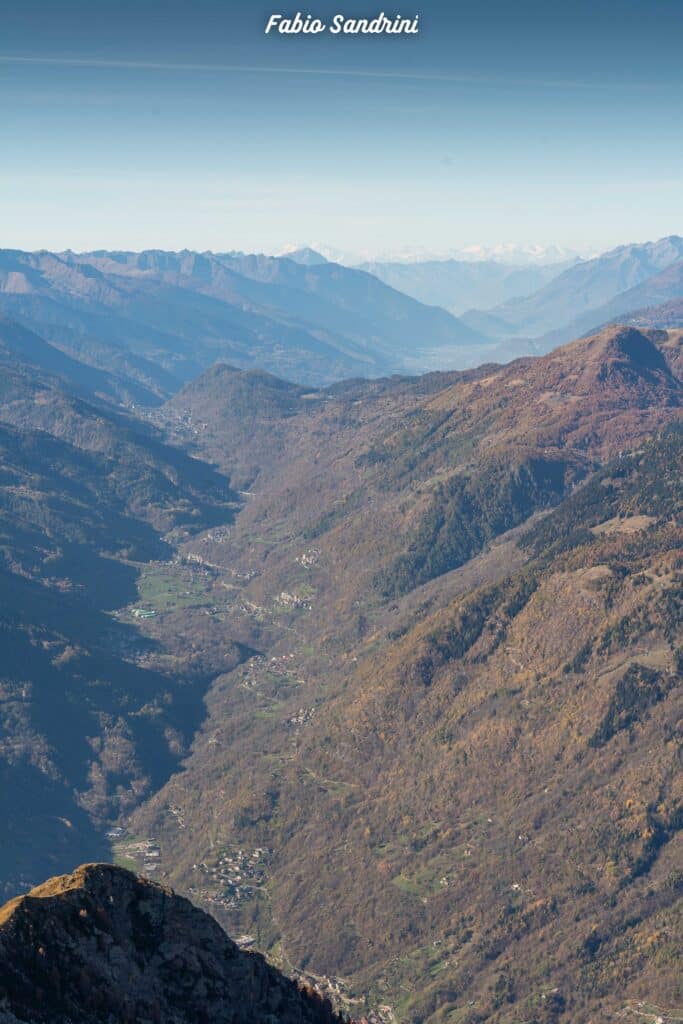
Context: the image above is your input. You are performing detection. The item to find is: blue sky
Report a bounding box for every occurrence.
[2,0,682,257]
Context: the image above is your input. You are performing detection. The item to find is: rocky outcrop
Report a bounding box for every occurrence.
[0,864,342,1024]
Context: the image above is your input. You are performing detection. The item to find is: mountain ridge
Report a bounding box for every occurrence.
[0,248,486,388]
[461,236,683,344]
[0,863,343,1024]
[355,258,573,315]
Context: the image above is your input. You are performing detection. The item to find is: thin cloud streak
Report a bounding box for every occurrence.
[0,54,656,90]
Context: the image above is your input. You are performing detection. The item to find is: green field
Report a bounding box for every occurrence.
[136,566,213,613]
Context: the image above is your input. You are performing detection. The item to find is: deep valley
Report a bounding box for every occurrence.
[0,290,680,1023]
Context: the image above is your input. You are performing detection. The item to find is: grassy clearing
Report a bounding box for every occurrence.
[112,853,138,872]
[137,567,212,613]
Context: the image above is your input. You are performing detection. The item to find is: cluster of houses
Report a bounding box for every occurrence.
[283,706,316,729]
[288,968,394,1024]
[268,652,299,671]
[357,1009,395,1024]
[241,653,305,692]
[191,846,269,910]
[225,566,260,581]
[296,547,321,567]
[168,803,186,829]
[277,590,312,610]
[160,407,208,437]
[182,552,223,572]
[623,1003,680,1024]
[131,607,156,619]
[202,526,232,544]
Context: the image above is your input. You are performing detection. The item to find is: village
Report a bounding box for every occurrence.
[240,652,306,692]
[105,832,396,1021]
[285,965,395,1024]
[283,705,316,729]
[108,829,269,915]
[189,846,269,911]
[296,547,321,568]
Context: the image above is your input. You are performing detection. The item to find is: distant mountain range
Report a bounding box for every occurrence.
[284,247,330,266]
[1,238,681,387]
[0,248,486,389]
[461,235,683,350]
[355,257,574,315]
[284,236,683,364]
[283,242,583,267]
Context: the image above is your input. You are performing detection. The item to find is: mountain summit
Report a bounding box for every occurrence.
[0,864,342,1024]
[280,247,330,266]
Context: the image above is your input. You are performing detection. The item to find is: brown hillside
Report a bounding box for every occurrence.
[124,329,682,1023]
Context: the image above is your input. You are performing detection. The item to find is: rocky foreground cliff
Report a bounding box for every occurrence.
[0,864,342,1024]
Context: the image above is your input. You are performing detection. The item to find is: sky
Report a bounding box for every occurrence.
[2,0,682,258]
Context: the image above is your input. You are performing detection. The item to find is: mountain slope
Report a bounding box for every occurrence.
[0,864,342,1024]
[0,315,161,407]
[0,342,239,537]
[616,297,683,331]
[0,248,485,387]
[589,257,683,322]
[123,326,681,1022]
[551,259,683,344]
[132,428,682,1022]
[0,315,680,1020]
[163,364,323,489]
[462,235,683,340]
[0,346,251,898]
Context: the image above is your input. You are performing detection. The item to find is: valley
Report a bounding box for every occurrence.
[3,0,683,1011]
[116,328,683,1019]
[0,289,680,1023]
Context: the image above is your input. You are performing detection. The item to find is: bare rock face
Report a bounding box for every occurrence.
[0,864,342,1024]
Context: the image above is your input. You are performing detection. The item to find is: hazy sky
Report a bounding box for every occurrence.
[2,0,682,257]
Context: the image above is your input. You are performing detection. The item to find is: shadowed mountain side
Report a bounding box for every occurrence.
[0,555,248,898]
[0,354,240,539]
[0,316,161,407]
[0,384,247,896]
[0,767,110,903]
